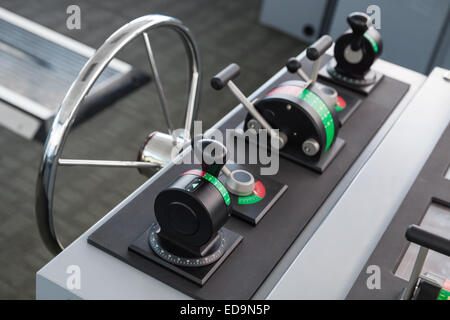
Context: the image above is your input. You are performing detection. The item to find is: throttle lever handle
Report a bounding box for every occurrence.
[307,35,333,85]
[211,63,240,90]
[286,57,302,73]
[406,225,450,257]
[307,35,333,61]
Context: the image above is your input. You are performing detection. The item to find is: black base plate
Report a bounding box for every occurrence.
[281,137,345,173]
[130,225,242,286]
[87,54,410,299]
[319,59,383,96]
[221,163,288,225]
[335,90,362,126]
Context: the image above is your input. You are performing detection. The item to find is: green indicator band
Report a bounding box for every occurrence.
[364,33,378,53]
[335,105,344,112]
[203,173,231,206]
[298,89,335,150]
[437,288,450,300]
[238,194,262,205]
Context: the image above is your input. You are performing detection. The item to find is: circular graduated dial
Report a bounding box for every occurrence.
[149,223,226,266]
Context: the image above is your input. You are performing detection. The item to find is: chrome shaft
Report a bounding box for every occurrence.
[227,81,285,148]
[401,246,428,300]
[309,56,323,86]
[58,158,158,169]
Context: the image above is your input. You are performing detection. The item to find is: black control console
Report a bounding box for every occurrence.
[88,12,410,299]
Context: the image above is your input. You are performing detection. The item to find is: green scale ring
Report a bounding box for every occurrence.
[298,88,335,151]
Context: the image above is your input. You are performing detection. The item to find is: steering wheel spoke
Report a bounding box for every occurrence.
[58,158,159,169]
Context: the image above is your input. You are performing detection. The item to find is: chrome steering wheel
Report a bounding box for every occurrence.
[35,14,201,254]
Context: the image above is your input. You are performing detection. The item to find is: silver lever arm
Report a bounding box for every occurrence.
[58,158,159,169]
[227,81,283,146]
[401,246,428,300]
[286,57,311,84]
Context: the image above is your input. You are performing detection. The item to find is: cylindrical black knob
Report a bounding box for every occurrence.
[306,35,333,60]
[347,12,369,50]
[406,225,450,257]
[192,136,228,177]
[211,63,240,90]
[155,172,230,251]
[286,57,302,73]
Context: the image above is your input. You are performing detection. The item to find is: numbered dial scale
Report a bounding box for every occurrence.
[149,224,227,267]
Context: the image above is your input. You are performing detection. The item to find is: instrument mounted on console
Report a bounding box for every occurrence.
[212,35,345,172]
[129,137,243,285]
[321,12,384,94]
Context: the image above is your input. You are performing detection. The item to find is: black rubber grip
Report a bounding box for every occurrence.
[211,63,240,90]
[347,12,370,35]
[406,225,450,257]
[306,35,333,61]
[286,57,302,73]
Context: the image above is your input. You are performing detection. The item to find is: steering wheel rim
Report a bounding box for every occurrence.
[35,14,201,255]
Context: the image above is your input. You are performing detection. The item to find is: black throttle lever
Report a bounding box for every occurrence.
[307,35,333,61]
[211,63,240,90]
[347,12,370,51]
[402,224,450,300]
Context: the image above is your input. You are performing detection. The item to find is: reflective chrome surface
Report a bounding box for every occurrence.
[137,131,184,177]
[36,14,201,254]
[58,159,160,169]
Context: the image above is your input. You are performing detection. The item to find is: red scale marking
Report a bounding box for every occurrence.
[444,280,450,291]
[336,96,346,109]
[253,181,266,198]
[267,85,304,97]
